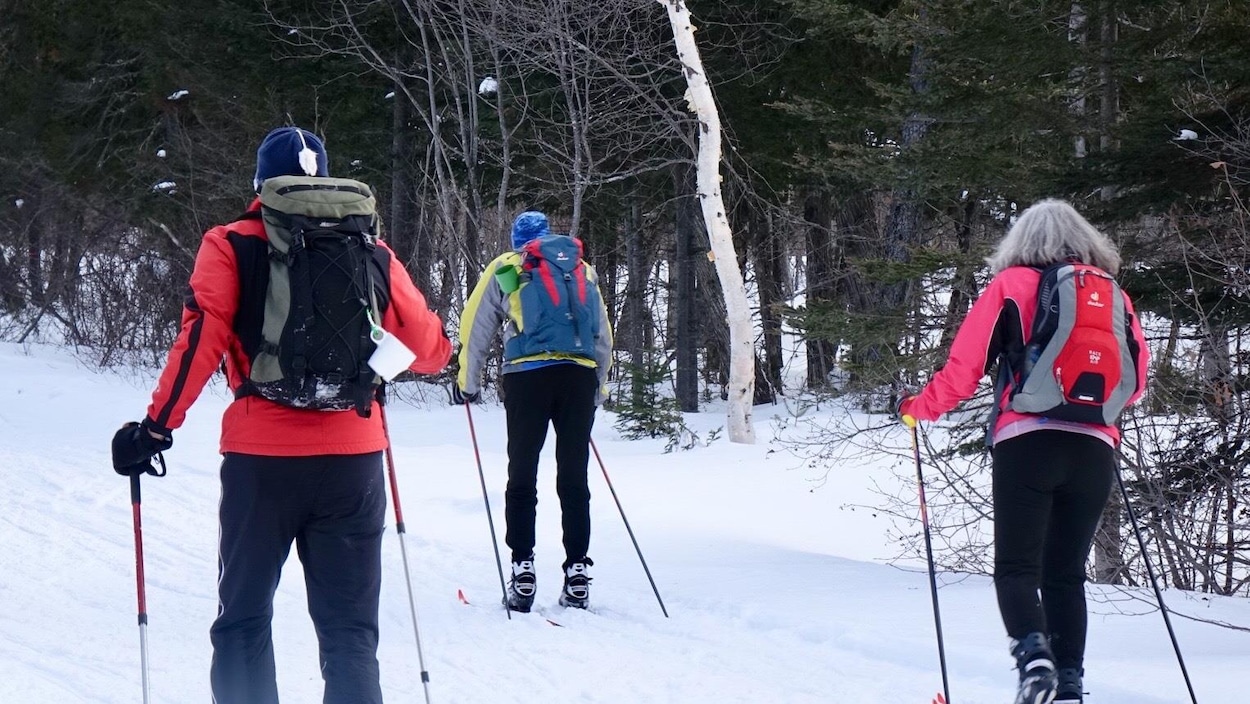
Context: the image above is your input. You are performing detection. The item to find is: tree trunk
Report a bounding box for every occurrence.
[880,35,931,311]
[1201,319,1233,423]
[698,240,730,399]
[1069,2,1089,158]
[27,209,43,306]
[751,205,783,403]
[851,29,930,386]
[553,32,588,236]
[659,0,755,442]
[1093,482,1125,584]
[623,198,655,408]
[803,189,837,388]
[489,46,513,255]
[1224,485,1236,595]
[939,199,978,351]
[673,162,699,412]
[1097,0,1118,201]
[389,73,430,293]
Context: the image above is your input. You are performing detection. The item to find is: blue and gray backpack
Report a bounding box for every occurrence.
[504,234,602,360]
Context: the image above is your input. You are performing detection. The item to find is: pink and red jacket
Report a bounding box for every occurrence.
[907,265,1149,446]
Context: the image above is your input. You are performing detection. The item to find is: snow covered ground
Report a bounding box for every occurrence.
[0,341,1244,703]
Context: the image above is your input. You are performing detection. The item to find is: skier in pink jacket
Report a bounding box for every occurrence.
[898,199,1149,704]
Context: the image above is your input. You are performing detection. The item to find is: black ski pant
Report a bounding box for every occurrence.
[501,363,598,568]
[992,430,1114,671]
[210,452,386,704]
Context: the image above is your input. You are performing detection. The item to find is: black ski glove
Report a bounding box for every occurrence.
[450,386,481,405]
[111,418,173,476]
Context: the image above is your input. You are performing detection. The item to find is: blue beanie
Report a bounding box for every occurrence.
[253,126,328,192]
[511,211,550,249]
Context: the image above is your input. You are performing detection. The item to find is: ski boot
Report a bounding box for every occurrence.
[504,558,536,613]
[1055,667,1083,704]
[1011,632,1058,704]
[558,559,593,609]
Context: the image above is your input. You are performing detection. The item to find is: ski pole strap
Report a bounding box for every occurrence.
[147,452,168,477]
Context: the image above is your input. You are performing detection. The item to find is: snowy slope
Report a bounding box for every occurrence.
[0,341,1244,703]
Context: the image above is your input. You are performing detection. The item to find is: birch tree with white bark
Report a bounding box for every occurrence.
[657,0,756,444]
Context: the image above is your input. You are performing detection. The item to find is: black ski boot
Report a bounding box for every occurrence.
[558,559,593,609]
[1011,632,1058,704]
[1055,668,1083,704]
[504,558,536,613]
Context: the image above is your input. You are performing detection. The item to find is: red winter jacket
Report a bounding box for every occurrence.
[145,199,451,456]
[907,265,1149,446]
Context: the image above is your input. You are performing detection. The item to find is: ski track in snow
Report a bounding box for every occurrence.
[0,342,1245,703]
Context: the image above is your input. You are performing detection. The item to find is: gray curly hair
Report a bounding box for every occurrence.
[986,198,1122,275]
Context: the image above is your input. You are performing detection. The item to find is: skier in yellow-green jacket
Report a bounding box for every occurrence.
[455,211,613,612]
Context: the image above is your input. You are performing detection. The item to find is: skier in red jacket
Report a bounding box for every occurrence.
[111,126,451,704]
[898,199,1148,704]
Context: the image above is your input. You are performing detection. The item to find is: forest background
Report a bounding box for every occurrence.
[2,1,1249,603]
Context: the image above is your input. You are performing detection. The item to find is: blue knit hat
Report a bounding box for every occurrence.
[511,211,550,249]
[253,126,328,192]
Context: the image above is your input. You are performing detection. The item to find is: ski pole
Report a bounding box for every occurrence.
[589,438,669,617]
[129,453,165,704]
[1114,465,1199,704]
[379,405,434,704]
[462,402,511,620]
[910,425,951,703]
[130,471,152,704]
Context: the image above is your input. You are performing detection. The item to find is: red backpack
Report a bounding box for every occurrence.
[1009,261,1138,425]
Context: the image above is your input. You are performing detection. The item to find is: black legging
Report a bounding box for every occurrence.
[992,429,1114,670]
[501,363,599,568]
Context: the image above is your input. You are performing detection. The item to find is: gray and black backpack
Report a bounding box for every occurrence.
[231,175,392,417]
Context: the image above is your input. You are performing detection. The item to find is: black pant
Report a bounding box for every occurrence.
[992,430,1114,671]
[210,452,386,704]
[501,363,598,567]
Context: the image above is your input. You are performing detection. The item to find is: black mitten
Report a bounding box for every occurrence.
[111,419,174,475]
